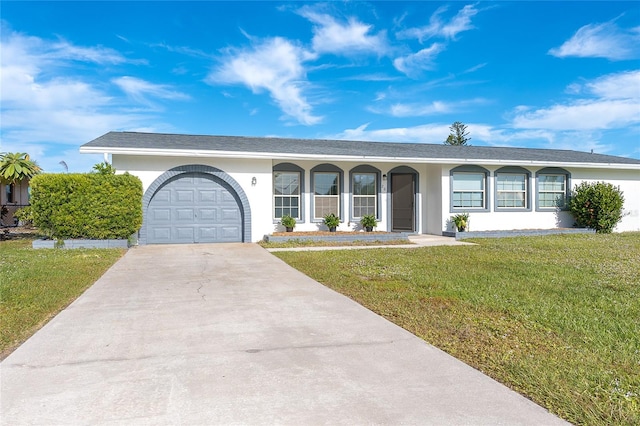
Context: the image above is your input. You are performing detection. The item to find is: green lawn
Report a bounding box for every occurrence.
[0,237,125,359]
[274,233,640,425]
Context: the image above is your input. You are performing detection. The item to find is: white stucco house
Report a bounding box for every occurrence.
[80,132,640,244]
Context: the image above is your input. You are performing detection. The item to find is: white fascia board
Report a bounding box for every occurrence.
[79,146,640,170]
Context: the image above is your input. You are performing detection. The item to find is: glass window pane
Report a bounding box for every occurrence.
[315,173,338,196]
[453,173,484,191]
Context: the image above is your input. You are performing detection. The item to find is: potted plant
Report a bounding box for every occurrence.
[280,215,296,232]
[452,212,470,232]
[323,213,340,232]
[360,214,377,232]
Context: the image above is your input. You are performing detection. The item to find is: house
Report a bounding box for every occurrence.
[80,131,640,244]
[0,177,30,226]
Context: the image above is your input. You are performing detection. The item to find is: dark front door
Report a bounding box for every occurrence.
[391,173,415,232]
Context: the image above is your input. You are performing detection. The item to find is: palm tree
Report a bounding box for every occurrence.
[0,152,42,184]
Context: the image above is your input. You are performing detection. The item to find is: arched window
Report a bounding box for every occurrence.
[536,167,571,211]
[494,166,531,211]
[350,165,381,220]
[450,165,490,212]
[273,163,305,221]
[311,164,343,221]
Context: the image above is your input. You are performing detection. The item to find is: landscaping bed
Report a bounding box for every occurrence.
[444,227,595,240]
[264,231,411,243]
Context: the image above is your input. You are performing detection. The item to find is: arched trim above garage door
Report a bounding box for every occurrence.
[139,165,251,244]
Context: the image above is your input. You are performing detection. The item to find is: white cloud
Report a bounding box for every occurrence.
[548,20,640,60]
[113,76,191,108]
[0,27,167,171]
[390,101,451,116]
[209,37,321,125]
[511,71,640,131]
[297,7,390,56]
[393,43,445,77]
[331,122,451,143]
[397,4,479,42]
[585,70,640,99]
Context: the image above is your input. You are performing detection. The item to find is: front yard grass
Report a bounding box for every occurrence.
[0,237,125,359]
[274,233,640,425]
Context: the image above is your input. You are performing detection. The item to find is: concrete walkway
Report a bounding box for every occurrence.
[1,244,566,425]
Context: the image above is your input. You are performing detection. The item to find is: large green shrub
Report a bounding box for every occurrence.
[569,181,625,233]
[30,173,143,239]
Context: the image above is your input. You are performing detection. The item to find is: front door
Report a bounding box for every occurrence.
[391,173,415,232]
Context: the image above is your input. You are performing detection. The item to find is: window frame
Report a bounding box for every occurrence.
[494,166,531,211]
[273,163,305,223]
[536,167,571,211]
[310,164,343,222]
[349,165,381,221]
[450,165,490,212]
[6,183,15,204]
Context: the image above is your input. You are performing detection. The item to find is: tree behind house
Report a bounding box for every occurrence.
[444,122,471,146]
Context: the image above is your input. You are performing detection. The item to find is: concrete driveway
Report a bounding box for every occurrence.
[1,244,566,425]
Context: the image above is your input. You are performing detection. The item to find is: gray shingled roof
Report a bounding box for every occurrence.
[82,131,640,166]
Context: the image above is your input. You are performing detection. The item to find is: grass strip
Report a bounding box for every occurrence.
[274,233,640,425]
[0,238,125,359]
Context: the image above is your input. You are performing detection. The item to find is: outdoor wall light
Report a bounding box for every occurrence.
[251,176,257,186]
[382,174,387,180]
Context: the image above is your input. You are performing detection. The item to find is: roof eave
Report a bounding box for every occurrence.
[79,146,640,170]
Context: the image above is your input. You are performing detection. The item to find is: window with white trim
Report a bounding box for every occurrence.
[273,171,300,219]
[314,172,339,219]
[352,173,376,218]
[452,173,485,208]
[538,174,566,208]
[497,173,527,208]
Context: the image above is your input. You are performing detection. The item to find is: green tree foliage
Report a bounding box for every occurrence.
[569,181,625,233]
[0,152,42,183]
[29,173,143,239]
[92,162,116,175]
[444,121,471,146]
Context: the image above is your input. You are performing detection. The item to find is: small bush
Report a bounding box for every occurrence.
[569,181,625,233]
[30,173,143,239]
[13,206,33,225]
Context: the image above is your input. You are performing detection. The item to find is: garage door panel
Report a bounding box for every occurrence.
[147,172,243,244]
[175,189,195,203]
[153,189,171,205]
[151,227,171,242]
[221,208,240,221]
[152,208,171,222]
[199,190,216,202]
[199,208,217,221]
[176,208,195,221]
[221,226,241,239]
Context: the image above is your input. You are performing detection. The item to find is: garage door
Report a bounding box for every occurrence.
[147,172,243,244]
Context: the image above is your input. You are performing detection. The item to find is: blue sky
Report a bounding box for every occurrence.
[1,1,639,172]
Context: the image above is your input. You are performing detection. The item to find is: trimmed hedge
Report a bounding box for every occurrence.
[30,173,143,239]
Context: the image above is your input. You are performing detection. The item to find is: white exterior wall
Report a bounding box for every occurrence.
[113,155,273,242]
[439,164,640,233]
[113,154,639,242]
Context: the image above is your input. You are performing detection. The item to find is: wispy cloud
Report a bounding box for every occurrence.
[208,36,321,125]
[393,4,480,77]
[331,122,452,143]
[297,6,390,56]
[511,70,640,130]
[113,76,190,108]
[393,43,445,77]
[386,97,489,117]
[548,18,640,60]
[396,4,479,42]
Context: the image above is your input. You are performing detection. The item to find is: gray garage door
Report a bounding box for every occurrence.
[147,172,243,244]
